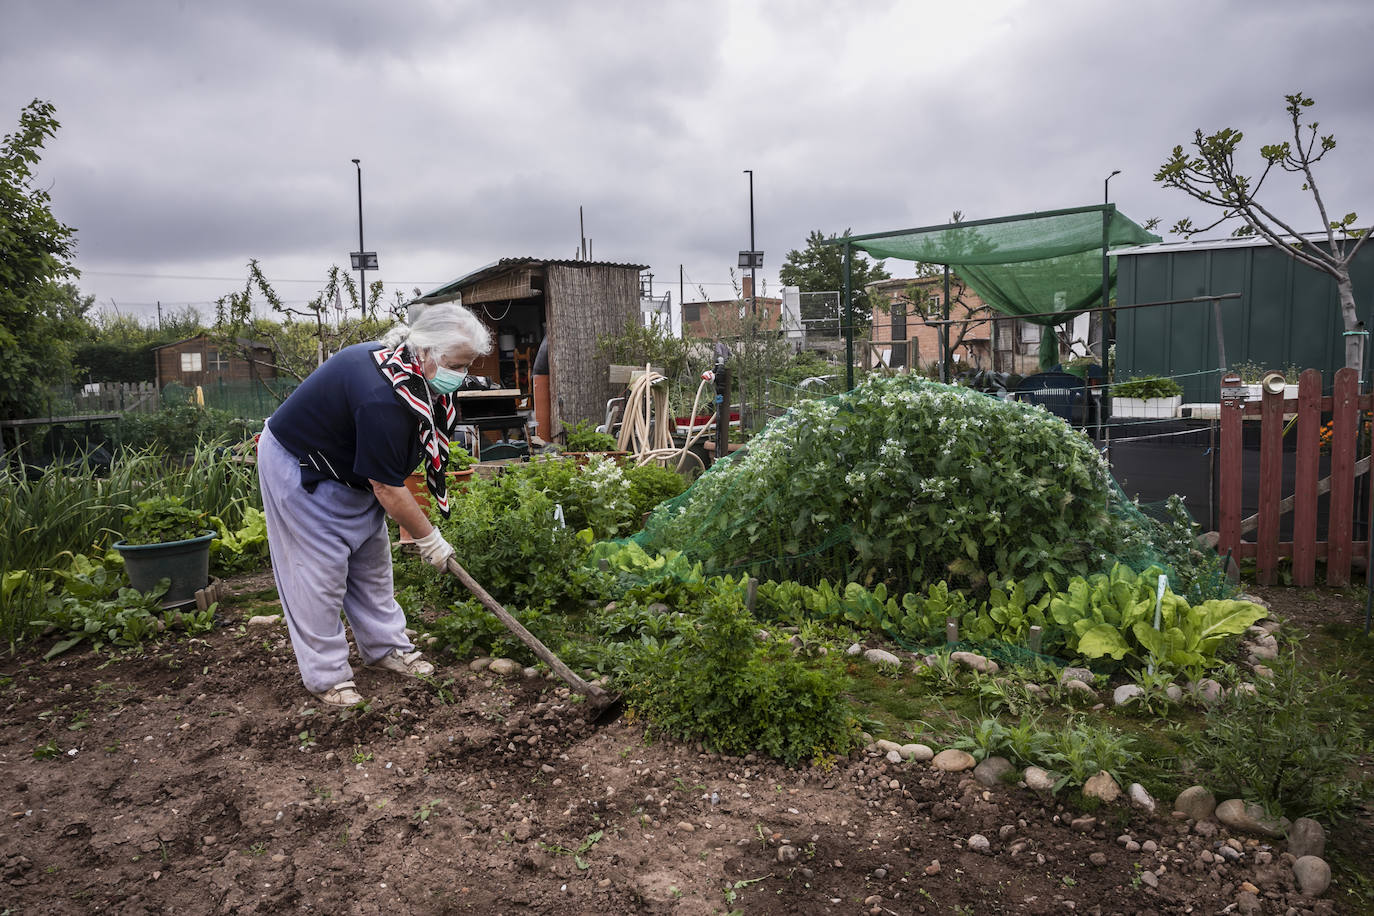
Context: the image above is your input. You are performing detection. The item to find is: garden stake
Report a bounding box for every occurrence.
[1028,625,1043,656]
[1147,573,1167,676]
[442,556,623,725]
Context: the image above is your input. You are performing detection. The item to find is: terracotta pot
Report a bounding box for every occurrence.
[398,468,474,541]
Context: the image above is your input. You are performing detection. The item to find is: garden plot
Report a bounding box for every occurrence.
[2,579,1369,914]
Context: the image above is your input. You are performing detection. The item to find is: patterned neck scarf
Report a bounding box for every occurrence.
[372,344,458,518]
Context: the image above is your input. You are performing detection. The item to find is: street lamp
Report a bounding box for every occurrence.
[1104,169,1121,205]
[351,158,369,317]
[744,169,757,316]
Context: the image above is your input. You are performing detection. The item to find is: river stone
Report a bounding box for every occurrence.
[1215,799,1290,839]
[1113,684,1144,707]
[1060,666,1094,685]
[468,657,493,672]
[246,615,280,626]
[1287,818,1325,859]
[846,643,864,657]
[886,749,903,764]
[901,743,934,762]
[1174,786,1217,821]
[1082,771,1121,803]
[1063,678,1097,699]
[1128,783,1156,814]
[1023,766,1056,792]
[863,648,902,668]
[1247,633,1279,660]
[931,749,976,772]
[1251,665,1274,679]
[874,739,902,755]
[967,834,990,854]
[1293,855,1331,896]
[973,755,1015,787]
[1164,683,1184,702]
[1191,678,1225,704]
[487,658,523,677]
[950,651,999,675]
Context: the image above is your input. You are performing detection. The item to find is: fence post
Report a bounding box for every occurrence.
[1218,386,1244,557]
[1293,369,1322,586]
[1328,367,1359,586]
[1256,379,1285,585]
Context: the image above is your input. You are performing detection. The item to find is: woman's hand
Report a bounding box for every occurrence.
[412,528,456,570]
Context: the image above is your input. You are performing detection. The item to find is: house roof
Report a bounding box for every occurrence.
[413,257,649,305]
[1111,231,1342,258]
[150,334,268,351]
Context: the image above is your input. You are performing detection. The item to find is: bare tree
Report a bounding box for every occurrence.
[1156,92,1371,376]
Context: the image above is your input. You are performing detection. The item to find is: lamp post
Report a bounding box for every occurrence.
[352,158,367,316]
[744,169,757,316]
[1104,169,1121,205]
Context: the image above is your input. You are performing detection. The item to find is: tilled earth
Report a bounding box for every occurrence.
[0,578,1367,915]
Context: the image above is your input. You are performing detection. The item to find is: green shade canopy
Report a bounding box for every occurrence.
[838,205,1161,368]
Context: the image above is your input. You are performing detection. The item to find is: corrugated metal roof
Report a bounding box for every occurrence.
[413,257,649,305]
[1111,231,1336,258]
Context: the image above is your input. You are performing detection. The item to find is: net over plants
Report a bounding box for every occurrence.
[632,374,1226,602]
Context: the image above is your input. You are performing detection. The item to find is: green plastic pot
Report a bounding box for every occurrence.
[113,530,215,609]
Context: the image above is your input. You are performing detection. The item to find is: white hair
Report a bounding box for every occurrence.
[380,302,493,360]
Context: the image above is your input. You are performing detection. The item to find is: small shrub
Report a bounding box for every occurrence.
[625,591,856,766]
[564,419,619,452]
[622,463,688,521]
[1189,653,1369,820]
[120,497,212,545]
[1111,376,1183,400]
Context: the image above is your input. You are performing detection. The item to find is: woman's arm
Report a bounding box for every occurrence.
[371,479,435,538]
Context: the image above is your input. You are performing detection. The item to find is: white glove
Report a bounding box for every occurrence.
[413,528,455,570]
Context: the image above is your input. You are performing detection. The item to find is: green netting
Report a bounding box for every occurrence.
[844,206,1161,369]
[630,373,1228,604]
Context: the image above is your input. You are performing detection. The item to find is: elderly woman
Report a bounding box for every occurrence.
[258,303,493,707]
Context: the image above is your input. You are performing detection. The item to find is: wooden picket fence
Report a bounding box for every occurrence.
[71,381,159,415]
[1219,367,1370,587]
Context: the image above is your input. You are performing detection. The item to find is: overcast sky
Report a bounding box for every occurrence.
[4,0,1372,325]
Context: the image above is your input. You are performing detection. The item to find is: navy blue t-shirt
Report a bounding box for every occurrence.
[267,343,422,490]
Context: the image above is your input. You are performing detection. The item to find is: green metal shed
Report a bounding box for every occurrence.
[1114,235,1374,403]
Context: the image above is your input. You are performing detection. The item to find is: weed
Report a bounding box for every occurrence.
[350,746,372,764]
[297,730,317,750]
[722,874,771,905]
[248,842,268,856]
[413,799,442,824]
[33,739,60,760]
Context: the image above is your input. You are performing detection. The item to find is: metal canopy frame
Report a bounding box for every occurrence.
[824,204,1121,388]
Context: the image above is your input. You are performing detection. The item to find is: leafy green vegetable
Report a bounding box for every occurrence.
[1111,376,1183,400]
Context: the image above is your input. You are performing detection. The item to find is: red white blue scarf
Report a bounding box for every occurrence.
[372,344,458,518]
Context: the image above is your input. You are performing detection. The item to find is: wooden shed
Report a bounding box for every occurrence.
[412,258,646,436]
[152,334,276,389]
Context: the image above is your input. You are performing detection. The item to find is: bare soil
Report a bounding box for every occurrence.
[1,576,1368,915]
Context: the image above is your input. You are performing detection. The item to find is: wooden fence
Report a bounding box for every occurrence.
[1219,367,1370,587]
[70,381,159,415]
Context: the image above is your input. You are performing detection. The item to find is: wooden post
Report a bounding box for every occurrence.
[745,577,758,611]
[1028,625,1043,655]
[1292,369,1322,586]
[1256,381,1285,585]
[945,617,958,646]
[1218,391,1245,557]
[1328,368,1359,586]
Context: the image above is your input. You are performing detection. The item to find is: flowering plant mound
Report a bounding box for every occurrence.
[638,376,1128,595]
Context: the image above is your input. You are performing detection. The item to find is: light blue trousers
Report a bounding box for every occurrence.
[258,424,413,694]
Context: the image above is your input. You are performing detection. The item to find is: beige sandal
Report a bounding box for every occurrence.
[313,680,364,708]
[369,649,435,677]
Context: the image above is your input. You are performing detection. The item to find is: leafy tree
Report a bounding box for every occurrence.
[0,100,86,419]
[779,230,890,327]
[1156,92,1371,376]
[213,260,396,387]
